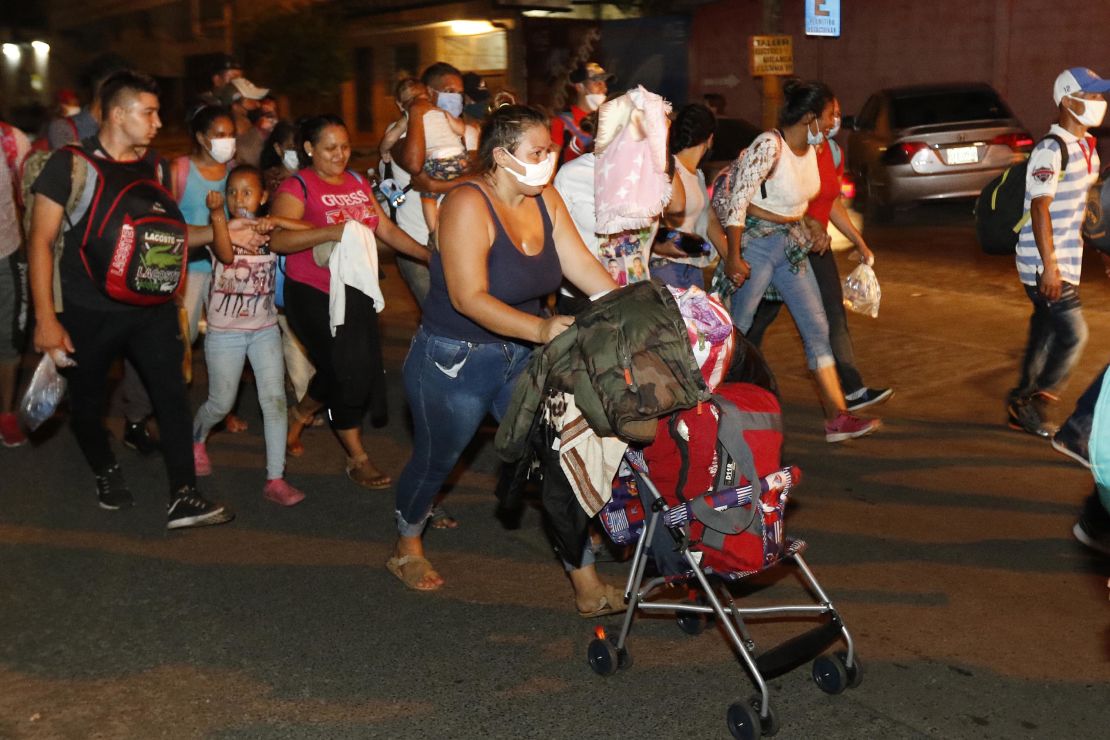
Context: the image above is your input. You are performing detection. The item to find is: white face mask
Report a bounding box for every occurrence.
[1068,95,1107,128]
[282,149,300,171]
[502,149,556,187]
[208,137,236,164]
[827,115,841,140]
[584,93,606,112]
[806,120,824,146]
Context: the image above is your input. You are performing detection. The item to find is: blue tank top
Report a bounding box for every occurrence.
[179,159,229,272]
[422,183,563,343]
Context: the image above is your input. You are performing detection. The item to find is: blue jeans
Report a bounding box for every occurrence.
[728,230,834,370]
[193,325,288,480]
[1013,283,1088,398]
[649,260,706,290]
[394,327,532,537]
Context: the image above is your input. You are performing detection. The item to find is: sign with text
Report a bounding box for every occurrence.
[750,35,793,76]
[806,0,841,37]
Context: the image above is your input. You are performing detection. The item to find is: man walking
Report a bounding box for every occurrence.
[28,70,234,529]
[1008,68,1107,437]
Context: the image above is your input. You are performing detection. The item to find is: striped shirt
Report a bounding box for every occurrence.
[1016,124,1099,286]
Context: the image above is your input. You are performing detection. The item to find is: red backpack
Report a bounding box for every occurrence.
[643,382,788,576]
[67,144,188,306]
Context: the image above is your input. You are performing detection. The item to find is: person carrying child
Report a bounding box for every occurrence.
[397,63,473,245]
[192,165,312,506]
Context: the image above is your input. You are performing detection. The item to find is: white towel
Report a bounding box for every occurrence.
[550,393,628,517]
[328,220,385,336]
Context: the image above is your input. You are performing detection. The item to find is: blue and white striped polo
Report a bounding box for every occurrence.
[1015,124,1100,287]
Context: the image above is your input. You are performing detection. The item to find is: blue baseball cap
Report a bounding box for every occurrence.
[1054,67,1110,105]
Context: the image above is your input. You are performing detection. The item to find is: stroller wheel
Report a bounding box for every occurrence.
[835,650,863,688]
[726,700,762,739]
[676,610,707,636]
[587,638,618,676]
[812,653,849,695]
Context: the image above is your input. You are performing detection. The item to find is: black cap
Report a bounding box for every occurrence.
[211,53,242,76]
[463,72,490,103]
[569,62,613,84]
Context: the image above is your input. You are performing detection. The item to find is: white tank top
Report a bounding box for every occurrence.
[751,133,820,219]
[423,109,465,159]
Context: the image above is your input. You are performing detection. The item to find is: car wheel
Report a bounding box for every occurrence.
[860,169,894,223]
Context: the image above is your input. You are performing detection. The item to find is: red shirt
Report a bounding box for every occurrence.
[805,142,843,228]
[275,168,379,294]
[550,105,590,164]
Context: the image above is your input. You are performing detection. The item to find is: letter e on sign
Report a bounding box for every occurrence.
[805,0,841,37]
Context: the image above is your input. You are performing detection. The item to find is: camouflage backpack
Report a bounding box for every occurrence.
[21,149,89,311]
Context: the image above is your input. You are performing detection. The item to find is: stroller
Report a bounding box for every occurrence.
[586,416,862,739]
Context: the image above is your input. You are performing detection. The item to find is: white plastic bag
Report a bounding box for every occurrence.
[19,354,68,432]
[842,263,881,318]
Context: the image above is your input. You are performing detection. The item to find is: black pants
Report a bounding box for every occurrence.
[59,302,194,494]
[746,248,865,395]
[283,279,386,430]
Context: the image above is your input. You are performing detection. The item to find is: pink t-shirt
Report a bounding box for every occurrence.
[275,169,380,294]
[207,253,278,332]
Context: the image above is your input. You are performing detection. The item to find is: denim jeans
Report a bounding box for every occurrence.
[394,327,532,537]
[728,230,834,370]
[746,248,865,394]
[193,325,288,480]
[1057,364,1108,463]
[1013,283,1088,398]
[648,260,706,291]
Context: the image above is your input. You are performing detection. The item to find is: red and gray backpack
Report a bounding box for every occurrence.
[66,143,188,305]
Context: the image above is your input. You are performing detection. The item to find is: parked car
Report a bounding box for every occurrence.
[845,83,1032,219]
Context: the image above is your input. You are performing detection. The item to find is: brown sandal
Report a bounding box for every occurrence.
[347,454,392,490]
[577,583,628,619]
[386,554,442,591]
[287,405,311,457]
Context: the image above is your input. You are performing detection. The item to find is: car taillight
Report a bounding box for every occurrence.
[990,132,1034,151]
[840,172,856,201]
[881,141,928,165]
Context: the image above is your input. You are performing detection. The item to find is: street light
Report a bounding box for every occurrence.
[31,40,50,55]
[2,43,20,62]
[448,20,495,36]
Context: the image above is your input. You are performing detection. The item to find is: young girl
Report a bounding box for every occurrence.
[414,86,469,239]
[192,165,313,506]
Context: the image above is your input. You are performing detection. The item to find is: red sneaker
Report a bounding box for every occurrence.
[0,412,27,447]
[263,478,305,507]
[825,411,881,443]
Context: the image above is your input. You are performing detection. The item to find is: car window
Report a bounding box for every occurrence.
[891,89,1012,128]
[856,95,880,130]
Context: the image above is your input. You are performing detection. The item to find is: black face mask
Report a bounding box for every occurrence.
[463,101,488,120]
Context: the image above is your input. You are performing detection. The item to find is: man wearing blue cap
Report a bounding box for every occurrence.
[1007,67,1108,438]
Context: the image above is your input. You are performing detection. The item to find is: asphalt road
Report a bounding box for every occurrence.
[2,201,1109,739]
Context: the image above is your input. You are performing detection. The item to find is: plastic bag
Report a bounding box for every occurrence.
[843,263,881,318]
[19,354,68,432]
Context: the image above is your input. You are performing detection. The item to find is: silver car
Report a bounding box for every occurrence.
[846,83,1032,218]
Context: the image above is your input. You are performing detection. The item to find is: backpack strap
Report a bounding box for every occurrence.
[828,138,843,170]
[292,172,309,200]
[171,155,190,202]
[689,395,781,546]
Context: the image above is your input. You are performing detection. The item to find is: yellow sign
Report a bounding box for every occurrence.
[751,35,794,76]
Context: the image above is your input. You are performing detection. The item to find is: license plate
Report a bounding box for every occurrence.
[946,145,979,165]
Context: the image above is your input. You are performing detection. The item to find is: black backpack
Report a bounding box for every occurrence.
[67,143,188,305]
[1083,166,1110,254]
[975,135,1068,255]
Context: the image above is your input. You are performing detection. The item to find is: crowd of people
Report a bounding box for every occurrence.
[1,53,1107,610]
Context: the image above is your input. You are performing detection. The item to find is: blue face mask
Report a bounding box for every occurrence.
[435,91,464,118]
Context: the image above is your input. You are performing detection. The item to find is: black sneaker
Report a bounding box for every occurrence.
[846,387,893,412]
[1007,395,1057,438]
[166,486,234,530]
[95,464,134,511]
[1051,425,1091,469]
[1073,492,1110,556]
[122,420,159,456]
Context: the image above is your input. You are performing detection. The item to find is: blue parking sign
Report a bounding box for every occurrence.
[806,0,841,37]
